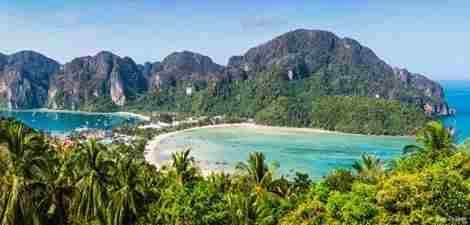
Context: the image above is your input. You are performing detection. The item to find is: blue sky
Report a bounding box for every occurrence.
[1,0,469,80]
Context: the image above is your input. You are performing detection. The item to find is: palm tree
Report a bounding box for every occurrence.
[0,120,50,177]
[461,139,470,152]
[170,149,198,186]
[269,177,293,199]
[0,147,8,176]
[352,154,384,180]
[225,188,282,225]
[403,121,456,155]
[224,193,257,225]
[71,139,114,224]
[39,151,75,225]
[235,152,278,195]
[0,120,51,225]
[107,157,147,225]
[207,172,232,193]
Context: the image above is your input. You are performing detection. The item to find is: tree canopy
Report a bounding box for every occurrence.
[1,119,468,225]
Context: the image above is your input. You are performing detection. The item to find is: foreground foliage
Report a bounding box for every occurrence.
[1,119,469,225]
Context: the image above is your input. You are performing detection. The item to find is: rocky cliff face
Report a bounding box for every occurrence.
[0,51,60,109]
[1,29,449,115]
[393,68,449,115]
[226,29,449,115]
[48,51,147,109]
[144,51,225,91]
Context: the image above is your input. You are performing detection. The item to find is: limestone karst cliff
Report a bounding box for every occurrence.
[0,29,449,116]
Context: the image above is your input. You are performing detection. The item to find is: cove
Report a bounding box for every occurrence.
[0,109,140,135]
[149,80,470,178]
[153,126,414,179]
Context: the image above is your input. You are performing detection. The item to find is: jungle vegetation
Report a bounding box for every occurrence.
[124,68,429,135]
[1,119,468,225]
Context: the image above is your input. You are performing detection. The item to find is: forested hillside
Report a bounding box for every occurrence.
[126,67,429,135]
[0,29,451,135]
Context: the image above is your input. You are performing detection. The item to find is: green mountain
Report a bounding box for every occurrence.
[0,29,450,134]
[127,29,448,135]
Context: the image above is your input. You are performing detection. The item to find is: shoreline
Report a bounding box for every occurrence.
[113,111,151,121]
[0,108,150,121]
[144,123,413,171]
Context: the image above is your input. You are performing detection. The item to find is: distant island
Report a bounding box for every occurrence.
[0,29,450,135]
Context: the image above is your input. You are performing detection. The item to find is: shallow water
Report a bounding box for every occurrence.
[0,110,139,134]
[0,81,468,178]
[157,127,414,179]
[156,81,470,178]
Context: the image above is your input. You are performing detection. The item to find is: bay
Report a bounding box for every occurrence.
[156,127,414,179]
[0,109,139,135]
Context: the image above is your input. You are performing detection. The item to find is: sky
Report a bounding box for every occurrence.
[1,0,469,80]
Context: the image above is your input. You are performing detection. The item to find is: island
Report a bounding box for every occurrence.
[0,27,468,225]
[1,29,450,136]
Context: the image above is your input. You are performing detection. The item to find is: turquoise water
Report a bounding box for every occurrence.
[156,81,470,178]
[0,110,139,134]
[442,80,470,143]
[158,127,414,179]
[0,81,468,178]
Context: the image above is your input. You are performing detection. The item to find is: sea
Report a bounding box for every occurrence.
[0,109,140,135]
[154,127,414,179]
[0,80,468,178]
[153,80,470,178]
[441,80,470,143]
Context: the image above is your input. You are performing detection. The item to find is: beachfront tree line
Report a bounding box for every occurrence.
[124,67,429,136]
[0,119,469,225]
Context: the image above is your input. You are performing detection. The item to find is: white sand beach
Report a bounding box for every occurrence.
[114,111,151,121]
[144,123,342,169]
[144,122,414,175]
